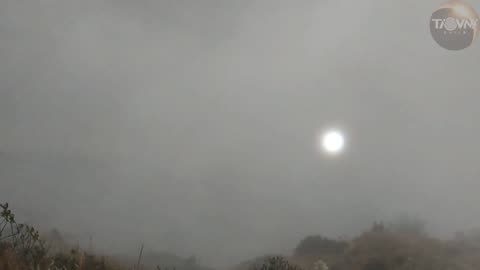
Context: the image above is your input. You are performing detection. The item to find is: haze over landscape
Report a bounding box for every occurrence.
[1,0,480,268]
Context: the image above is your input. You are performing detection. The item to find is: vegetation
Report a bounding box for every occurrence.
[1,203,48,269]
[0,203,126,270]
[251,257,302,270]
[294,236,347,258]
[2,202,480,270]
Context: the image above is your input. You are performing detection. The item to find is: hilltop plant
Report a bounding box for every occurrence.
[251,257,302,270]
[1,203,48,268]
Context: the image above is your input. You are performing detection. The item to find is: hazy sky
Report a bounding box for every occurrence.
[1,0,480,267]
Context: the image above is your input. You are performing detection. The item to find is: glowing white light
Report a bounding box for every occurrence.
[319,130,345,154]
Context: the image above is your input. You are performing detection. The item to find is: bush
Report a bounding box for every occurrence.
[294,236,347,258]
[1,203,48,268]
[362,259,387,270]
[251,257,302,270]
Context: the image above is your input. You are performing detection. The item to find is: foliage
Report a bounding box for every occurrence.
[312,259,328,270]
[156,266,176,270]
[48,249,80,270]
[4,200,480,270]
[251,257,302,270]
[1,203,48,268]
[294,236,347,258]
[332,231,456,270]
[361,259,387,270]
[370,222,385,233]
[0,202,124,270]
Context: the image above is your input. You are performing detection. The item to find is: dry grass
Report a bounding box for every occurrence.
[4,231,480,270]
[291,231,480,270]
[3,201,480,270]
[0,246,127,270]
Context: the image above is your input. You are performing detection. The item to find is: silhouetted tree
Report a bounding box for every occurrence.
[294,236,347,257]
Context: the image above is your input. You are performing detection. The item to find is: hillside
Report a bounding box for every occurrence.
[3,202,480,270]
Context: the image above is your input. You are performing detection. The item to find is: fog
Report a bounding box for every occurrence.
[1,0,480,267]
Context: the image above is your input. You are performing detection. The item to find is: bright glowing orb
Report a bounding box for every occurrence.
[319,130,345,154]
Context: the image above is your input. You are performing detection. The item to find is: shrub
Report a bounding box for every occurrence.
[251,257,303,270]
[294,236,347,258]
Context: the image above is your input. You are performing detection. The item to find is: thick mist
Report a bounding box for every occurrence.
[1,0,480,267]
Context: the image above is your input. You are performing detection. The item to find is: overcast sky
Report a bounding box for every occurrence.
[1,0,480,267]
